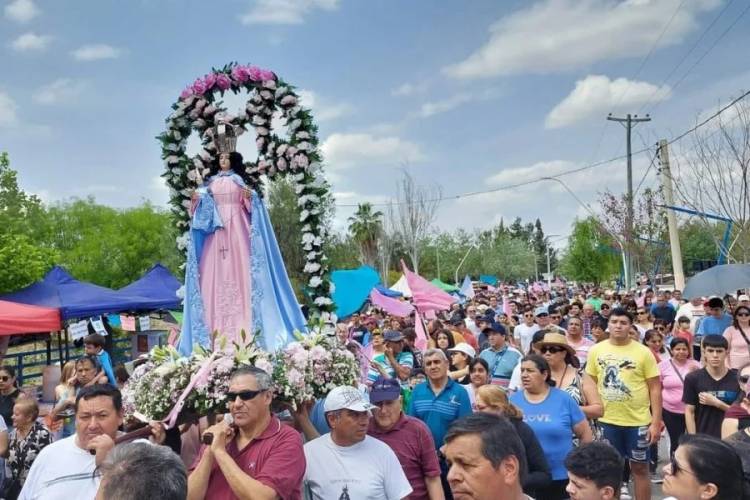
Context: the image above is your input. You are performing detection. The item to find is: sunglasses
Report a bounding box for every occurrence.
[226,389,266,402]
[524,314,533,318]
[540,346,566,354]
[655,326,666,331]
[737,313,750,317]
[0,376,10,382]
[740,375,750,384]
[637,311,647,315]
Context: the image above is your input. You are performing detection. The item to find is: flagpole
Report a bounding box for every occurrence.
[454,244,475,285]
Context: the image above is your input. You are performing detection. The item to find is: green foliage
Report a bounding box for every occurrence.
[679,219,723,272]
[267,177,306,298]
[347,203,382,267]
[0,234,58,294]
[46,198,182,288]
[324,233,360,271]
[559,217,621,285]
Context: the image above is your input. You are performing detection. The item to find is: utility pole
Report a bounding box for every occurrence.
[658,139,685,290]
[607,113,651,290]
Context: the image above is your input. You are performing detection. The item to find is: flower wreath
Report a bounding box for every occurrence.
[158,62,334,317]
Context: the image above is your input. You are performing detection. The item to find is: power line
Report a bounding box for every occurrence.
[334,89,750,208]
[644,1,749,115]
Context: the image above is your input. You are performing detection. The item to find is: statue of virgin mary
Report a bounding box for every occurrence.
[178,122,306,355]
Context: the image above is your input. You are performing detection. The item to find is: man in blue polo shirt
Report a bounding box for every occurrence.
[408,348,472,500]
[479,321,522,389]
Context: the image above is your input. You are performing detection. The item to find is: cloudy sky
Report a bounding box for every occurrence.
[2,0,748,243]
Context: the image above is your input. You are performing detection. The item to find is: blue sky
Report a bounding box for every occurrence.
[2,0,748,243]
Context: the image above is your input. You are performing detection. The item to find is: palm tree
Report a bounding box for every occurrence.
[347,203,383,267]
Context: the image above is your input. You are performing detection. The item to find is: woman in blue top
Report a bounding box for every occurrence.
[510,354,592,500]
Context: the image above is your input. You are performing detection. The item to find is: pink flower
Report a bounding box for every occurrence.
[180,87,193,100]
[216,73,232,91]
[231,65,250,83]
[203,73,217,90]
[260,69,275,81]
[288,368,305,388]
[247,66,263,81]
[294,153,309,169]
[191,78,207,95]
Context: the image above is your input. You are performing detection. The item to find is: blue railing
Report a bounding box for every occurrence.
[7,337,132,386]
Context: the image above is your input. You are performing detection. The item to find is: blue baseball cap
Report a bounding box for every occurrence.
[369,376,402,404]
[482,321,507,336]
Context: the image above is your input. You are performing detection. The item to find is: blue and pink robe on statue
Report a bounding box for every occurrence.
[178,171,306,355]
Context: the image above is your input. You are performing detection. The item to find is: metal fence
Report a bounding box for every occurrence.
[7,336,132,386]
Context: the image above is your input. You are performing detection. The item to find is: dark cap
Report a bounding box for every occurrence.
[483,322,507,336]
[383,330,404,342]
[370,377,401,404]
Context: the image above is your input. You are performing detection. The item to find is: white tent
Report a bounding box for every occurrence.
[389,274,412,297]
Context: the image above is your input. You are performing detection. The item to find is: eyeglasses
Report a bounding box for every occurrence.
[226,389,266,402]
[524,314,533,318]
[540,346,566,354]
[655,326,666,331]
[637,311,647,315]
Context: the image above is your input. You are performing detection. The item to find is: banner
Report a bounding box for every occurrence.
[91,316,107,336]
[120,315,136,331]
[139,315,151,331]
[68,320,89,340]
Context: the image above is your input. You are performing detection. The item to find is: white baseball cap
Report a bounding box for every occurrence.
[739,295,750,302]
[448,342,476,359]
[323,386,375,413]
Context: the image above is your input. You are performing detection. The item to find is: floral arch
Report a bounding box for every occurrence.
[157,62,333,317]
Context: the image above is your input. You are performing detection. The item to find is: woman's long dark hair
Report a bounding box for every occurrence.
[678,434,748,499]
[733,306,750,330]
[206,151,261,192]
[522,354,556,387]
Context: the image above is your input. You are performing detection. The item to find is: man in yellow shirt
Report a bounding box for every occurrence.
[586,308,662,500]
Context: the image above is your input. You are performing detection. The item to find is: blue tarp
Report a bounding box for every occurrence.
[332,266,380,318]
[1,266,176,320]
[118,264,182,311]
[479,274,498,286]
[375,284,402,298]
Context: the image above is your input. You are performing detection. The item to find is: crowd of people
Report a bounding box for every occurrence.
[0,287,748,499]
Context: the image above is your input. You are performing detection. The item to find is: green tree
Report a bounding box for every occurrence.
[325,233,360,270]
[559,217,621,285]
[46,198,182,288]
[347,203,383,268]
[267,177,306,297]
[0,234,58,293]
[679,219,723,273]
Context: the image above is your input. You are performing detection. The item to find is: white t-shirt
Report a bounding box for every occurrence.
[508,362,522,392]
[304,433,412,500]
[513,323,540,353]
[676,302,706,332]
[19,435,99,500]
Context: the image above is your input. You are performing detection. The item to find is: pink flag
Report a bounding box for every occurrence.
[369,289,414,318]
[502,295,512,316]
[401,260,456,313]
[414,310,429,351]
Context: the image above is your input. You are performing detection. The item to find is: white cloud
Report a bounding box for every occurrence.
[297,89,353,122]
[321,133,425,170]
[240,0,339,25]
[33,79,87,105]
[391,82,428,97]
[71,44,121,61]
[419,93,472,118]
[0,92,19,127]
[4,0,40,23]
[11,32,51,52]
[545,75,670,129]
[443,0,720,79]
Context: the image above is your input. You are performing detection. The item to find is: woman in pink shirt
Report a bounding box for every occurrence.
[723,305,750,370]
[658,337,700,457]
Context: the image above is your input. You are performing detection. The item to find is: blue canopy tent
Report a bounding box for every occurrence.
[117,264,182,311]
[1,266,161,320]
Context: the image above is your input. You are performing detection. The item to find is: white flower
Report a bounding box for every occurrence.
[260,90,273,100]
[304,262,321,273]
[176,232,189,250]
[194,99,207,111]
[194,118,206,129]
[294,183,305,194]
[301,224,311,232]
[166,155,180,165]
[181,199,192,209]
[263,80,276,90]
[306,251,317,260]
[275,86,289,98]
[289,119,302,131]
[296,141,311,151]
[166,143,180,152]
[198,150,213,162]
[309,276,323,288]
[187,169,198,181]
[299,210,310,222]
[314,296,333,306]
[171,167,182,175]
[203,104,217,116]
[276,144,288,157]
[173,130,182,141]
[280,95,297,107]
[252,115,267,126]
[255,126,269,136]
[313,236,323,246]
[295,131,310,140]
[277,157,287,171]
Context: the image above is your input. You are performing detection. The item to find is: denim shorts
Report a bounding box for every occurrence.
[600,422,651,463]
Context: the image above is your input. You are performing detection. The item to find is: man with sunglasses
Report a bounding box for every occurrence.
[513,308,540,354]
[304,385,412,499]
[367,377,443,500]
[188,366,305,500]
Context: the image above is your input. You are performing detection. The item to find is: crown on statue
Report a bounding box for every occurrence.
[213,121,238,154]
